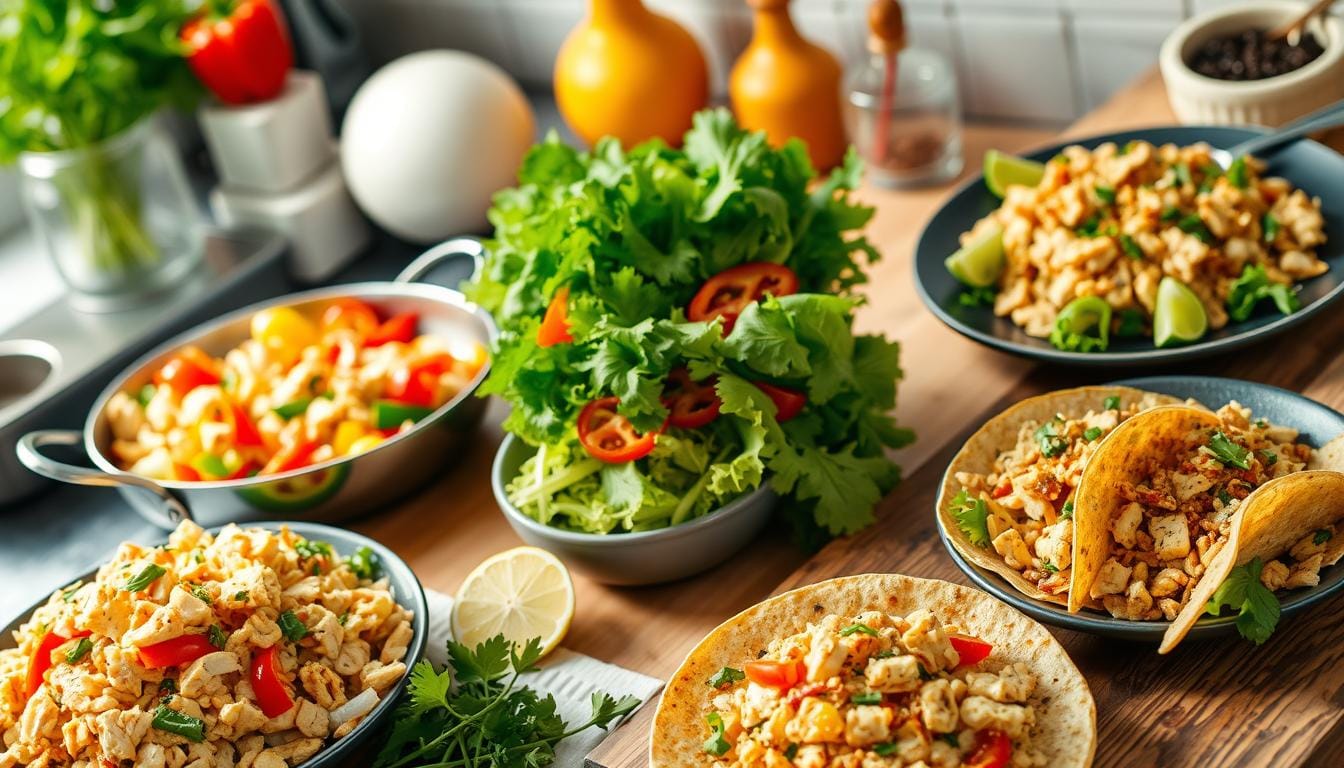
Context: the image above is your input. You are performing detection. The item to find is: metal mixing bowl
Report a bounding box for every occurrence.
[17,239,496,529]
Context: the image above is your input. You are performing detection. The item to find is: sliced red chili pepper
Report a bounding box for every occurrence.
[181,0,293,105]
[754,381,807,422]
[744,660,804,690]
[688,262,799,333]
[321,298,381,338]
[537,287,575,347]
[250,645,295,718]
[577,397,657,463]
[230,402,264,448]
[138,634,217,669]
[154,346,222,397]
[261,440,318,475]
[386,354,455,408]
[365,312,419,347]
[25,630,90,698]
[965,728,1013,768]
[662,368,721,429]
[949,634,994,667]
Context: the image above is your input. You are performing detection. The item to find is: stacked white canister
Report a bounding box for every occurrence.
[201,71,370,282]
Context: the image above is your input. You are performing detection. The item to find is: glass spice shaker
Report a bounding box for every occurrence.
[843,0,963,187]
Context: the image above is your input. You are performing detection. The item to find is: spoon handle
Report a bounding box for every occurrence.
[1227,101,1344,159]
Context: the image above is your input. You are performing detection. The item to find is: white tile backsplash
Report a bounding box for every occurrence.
[333,0,1244,124]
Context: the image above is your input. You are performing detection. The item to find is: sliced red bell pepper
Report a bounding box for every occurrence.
[262,439,318,475]
[174,463,202,482]
[181,0,293,105]
[321,298,381,337]
[154,346,222,397]
[251,645,295,717]
[25,630,90,698]
[537,287,575,347]
[230,402,264,447]
[949,634,994,667]
[385,354,455,408]
[366,312,419,347]
[753,381,807,422]
[138,634,217,669]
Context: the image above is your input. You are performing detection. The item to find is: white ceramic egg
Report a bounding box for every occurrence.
[340,50,535,243]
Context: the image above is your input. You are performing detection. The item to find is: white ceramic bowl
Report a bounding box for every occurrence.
[1160,1,1344,127]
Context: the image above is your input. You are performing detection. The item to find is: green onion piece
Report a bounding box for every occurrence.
[65,637,93,664]
[1159,205,1181,222]
[372,400,435,430]
[874,743,899,756]
[1060,500,1075,520]
[840,623,879,637]
[191,453,229,479]
[1119,234,1144,260]
[1094,185,1116,205]
[123,564,166,592]
[1103,396,1121,411]
[347,546,383,581]
[706,667,745,688]
[1049,296,1111,353]
[278,610,308,642]
[151,704,206,742]
[1226,156,1250,188]
[703,712,730,756]
[1262,212,1280,243]
[272,398,313,420]
[1084,427,1103,441]
[852,691,882,705]
[1176,213,1214,244]
[137,384,157,408]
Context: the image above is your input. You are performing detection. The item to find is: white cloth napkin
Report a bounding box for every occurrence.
[422,589,663,765]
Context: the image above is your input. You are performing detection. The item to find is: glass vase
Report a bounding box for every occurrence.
[17,119,203,311]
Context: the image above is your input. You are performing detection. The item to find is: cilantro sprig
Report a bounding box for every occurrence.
[1226,264,1299,323]
[375,635,639,768]
[1205,558,1280,645]
[950,489,991,548]
[1208,431,1251,470]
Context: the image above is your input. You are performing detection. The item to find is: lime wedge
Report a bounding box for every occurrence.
[1153,277,1208,347]
[985,150,1046,198]
[945,224,1005,288]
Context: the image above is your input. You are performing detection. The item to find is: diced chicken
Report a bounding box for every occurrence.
[1112,502,1144,548]
[180,651,241,698]
[992,529,1033,571]
[965,663,1036,703]
[865,655,922,694]
[94,707,152,761]
[1090,560,1133,598]
[1285,555,1324,589]
[959,696,1035,739]
[1150,515,1192,560]
[1260,559,1290,591]
[918,679,960,733]
[804,626,849,682]
[360,660,407,694]
[294,698,330,739]
[900,610,959,673]
[300,662,347,709]
[334,638,371,676]
[217,700,267,739]
[1034,521,1072,571]
[1171,472,1214,501]
[843,705,892,747]
[890,718,931,763]
[1149,568,1188,598]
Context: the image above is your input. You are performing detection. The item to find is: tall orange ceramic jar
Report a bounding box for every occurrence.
[730,0,847,170]
[554,0,709,148]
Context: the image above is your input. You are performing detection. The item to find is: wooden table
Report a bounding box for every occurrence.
[356,71,1344,767]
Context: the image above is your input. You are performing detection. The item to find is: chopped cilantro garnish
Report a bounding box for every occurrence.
[188,584,212,605]
[278,610,308,642]
[60,585,80,603]
[1159,205,1181,222]
[1205,557,1280,645]
[1103,396,1121,411]
[123,564,166,592]
[1075,214,1102,238]
[950,489,991,548]
[1084,426,1103,441]
[939,732,961,747]
[158,678,176,694]
[703,712,730,756]
[785,744,800,759]
[872,649,896,659]
[840,623,879,637]
[1115,308,1145,337]
[1217,488,1234,506]
[1209,431,1251,470]
[1258,449,1278,466]
[1094,185,1116,205]
[706,667,745,688]
[347,546,383,581]
[208,625,228,649]
[1172,162,1192,187]
[1060,500,1075,520]
[873,742,899,756]
[1262,212,1280,243]
[1041,561,1060,574]
[1226,156,1250,188]
[1314,529,1333,546]
[1227,264,1299,322]
[233,590,249,602]
[338,612,349,626]
[958,285,997,308]
[1177,213,1214,244]
[1119,233,1144,260]
[1034,417,1069,458]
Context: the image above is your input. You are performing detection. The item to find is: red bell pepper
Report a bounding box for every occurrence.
[386,354,455,408]
[251,645,295,717]
[138,634,217,669]
[182,0,294,105]
[262,439,318,475]
[230,402,264,447]
[154,346,222,397]
[366,313,419,347]
[26,630,91,698]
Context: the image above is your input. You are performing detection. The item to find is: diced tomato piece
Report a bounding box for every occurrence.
[154,346,221,396]
[537,287,575,347]
[138,634,216,669]
[662,368,721,429]
[25,630,89,698]
[950,634,994,668]
[365,312,418,347]
[385,354,454,408]
[744,660,804,690]
[965,729,1012,768]
[251,645,295,718]
[321,298,381,338]
[991,479,1013,498]
[576,397,657,463]
[688,263,799,333]
[753,381,807,422]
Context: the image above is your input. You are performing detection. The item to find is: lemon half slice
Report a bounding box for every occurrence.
[451,546,575,656]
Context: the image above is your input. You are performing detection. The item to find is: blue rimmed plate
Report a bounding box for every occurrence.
[913,126,1344,366]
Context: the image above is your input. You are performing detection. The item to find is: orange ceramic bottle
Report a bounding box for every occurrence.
[730,0,847,170]
[554,0,709,148]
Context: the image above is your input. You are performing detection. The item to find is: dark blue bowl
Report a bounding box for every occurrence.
[913,126,1344,366]
[0,521,427,766]
[938,376,1344,642]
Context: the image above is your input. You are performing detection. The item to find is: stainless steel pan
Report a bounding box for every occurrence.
[17,238,496,529]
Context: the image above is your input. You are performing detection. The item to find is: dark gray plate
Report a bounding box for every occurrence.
[1,521,427,767]
[913,126,1344,366]
[938,376,1344,641]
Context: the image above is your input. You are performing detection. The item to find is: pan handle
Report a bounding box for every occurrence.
[17,430,193,526]
[396,237,484,286]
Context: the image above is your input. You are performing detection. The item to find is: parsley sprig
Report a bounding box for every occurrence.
[375,635,639,768]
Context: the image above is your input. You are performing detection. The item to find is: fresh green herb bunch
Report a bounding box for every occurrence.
[375,635,639,768]
[472,109,912,544]
[0,0,200,160]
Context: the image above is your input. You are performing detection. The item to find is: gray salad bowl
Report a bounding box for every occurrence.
[0,521,427,767]
[491,433,777,586]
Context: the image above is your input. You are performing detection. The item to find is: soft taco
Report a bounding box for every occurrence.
[937,386,1183,606]
[651,574,1096,768]
[1067,401,1344,652]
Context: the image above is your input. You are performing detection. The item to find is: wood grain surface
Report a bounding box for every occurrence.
[354,69,1344,767]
